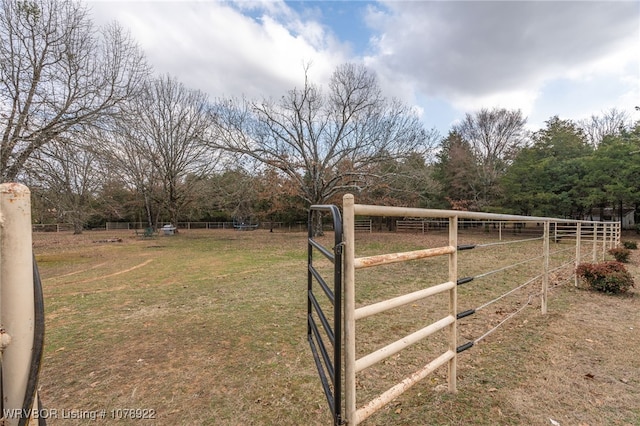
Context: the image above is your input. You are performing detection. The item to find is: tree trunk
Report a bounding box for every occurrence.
[144,192,154,229]
[72,217,84,235]
[619,199,623,229]
[313,211,324,237]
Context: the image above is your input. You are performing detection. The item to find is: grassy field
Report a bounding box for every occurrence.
[34,229,640,425]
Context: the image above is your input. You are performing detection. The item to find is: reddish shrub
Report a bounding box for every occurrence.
[608,247,631,263]
[576,261,634,294]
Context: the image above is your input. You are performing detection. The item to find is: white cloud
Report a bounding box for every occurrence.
[364,0,639,128]
[88,0,349,99]
[87,0,639,133]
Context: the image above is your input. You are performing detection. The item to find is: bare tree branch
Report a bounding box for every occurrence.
[0,0,150,181]
[580,107,632,147]
[210,63,436,209]
[453,107,528,208]
[26,133,103,233]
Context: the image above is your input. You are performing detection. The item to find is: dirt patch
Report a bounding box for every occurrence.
[74,259,154,284]
[92,238,123,243]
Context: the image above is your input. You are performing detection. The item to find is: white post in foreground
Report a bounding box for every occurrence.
[0,183,36,425]
[447,216,458,392]
[343,194,357,426]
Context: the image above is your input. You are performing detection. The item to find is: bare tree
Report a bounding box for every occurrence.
[211,63,435,223]
[26,136,103,234]
[0,0,149,181]
[97,124,162,229]
[117,75,218,228]
[453,107,527,208]
[580,107,632,147]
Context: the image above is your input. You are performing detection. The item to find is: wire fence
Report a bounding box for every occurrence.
[335,195,621,425]
[34,218,627,238]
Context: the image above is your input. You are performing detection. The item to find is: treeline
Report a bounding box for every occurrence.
[2,1,639,234]
[436,113,640,221]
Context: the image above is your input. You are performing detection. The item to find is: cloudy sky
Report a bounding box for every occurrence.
[87,0,640,135]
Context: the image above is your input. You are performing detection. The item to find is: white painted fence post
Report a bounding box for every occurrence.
[592,223,598,262]
[542,222,549,314]
[343,194,357,426]
[0,183,38,425]
[448,216,458,392]
[575,222,581,287]
[602,223,608,261]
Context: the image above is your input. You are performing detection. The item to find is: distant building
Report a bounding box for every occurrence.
[586,207,636,229]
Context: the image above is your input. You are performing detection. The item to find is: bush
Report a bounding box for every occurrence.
[608,247,631,263]
[576,261,634,294]
[622,240,638,250]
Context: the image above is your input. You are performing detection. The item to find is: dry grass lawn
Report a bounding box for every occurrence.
[33,229,640,425]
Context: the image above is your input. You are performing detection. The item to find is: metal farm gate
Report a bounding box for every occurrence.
[307,205,344,425]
